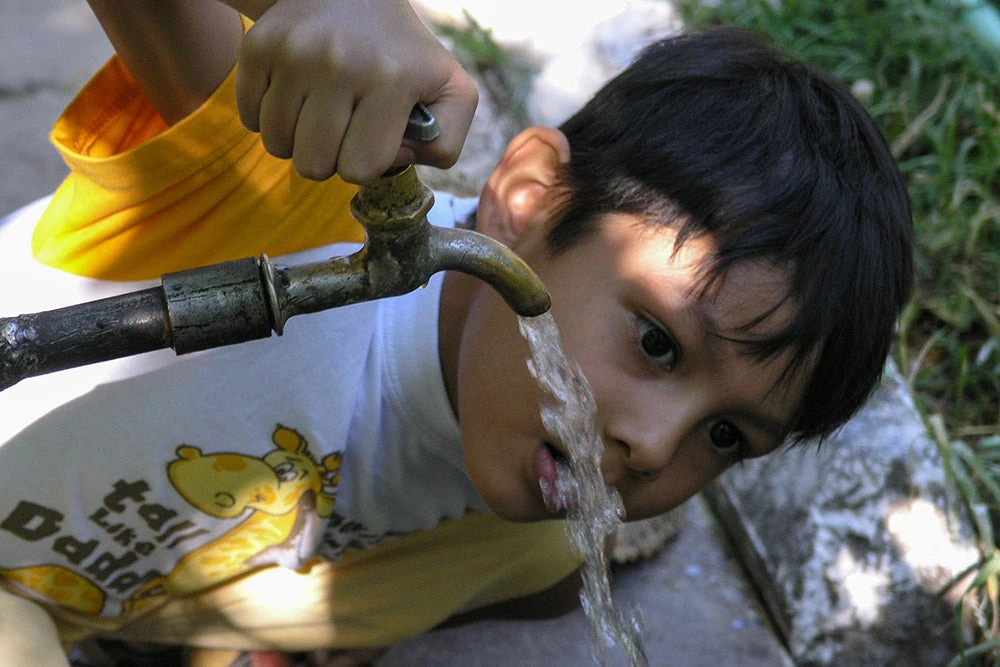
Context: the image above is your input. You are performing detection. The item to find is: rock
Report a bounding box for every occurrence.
[704,363,979,665]
[527,0,684,127]
[414,0,683,196]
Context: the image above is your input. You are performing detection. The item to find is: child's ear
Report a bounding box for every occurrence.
[477,126,571,246]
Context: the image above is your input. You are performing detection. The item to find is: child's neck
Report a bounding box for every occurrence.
[437,270,479,420]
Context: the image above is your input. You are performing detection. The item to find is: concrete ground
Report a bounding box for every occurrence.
[377,499,795,667]
[1,1,794,664]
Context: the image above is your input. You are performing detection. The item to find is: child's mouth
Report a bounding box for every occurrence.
[536,442,576,514]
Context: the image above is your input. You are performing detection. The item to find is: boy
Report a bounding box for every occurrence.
[0,0,912,665]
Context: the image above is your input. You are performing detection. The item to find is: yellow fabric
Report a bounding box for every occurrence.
[24,36,580,650]
[34,55,364,281]
[102,512,578,650]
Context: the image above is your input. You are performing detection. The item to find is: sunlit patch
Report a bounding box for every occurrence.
[885,498,979,599]
[830,548,889,627]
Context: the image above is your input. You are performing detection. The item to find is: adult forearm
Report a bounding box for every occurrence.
[84,0,477,181]
[86,0,244,124]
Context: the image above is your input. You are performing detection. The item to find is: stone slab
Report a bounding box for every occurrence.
[705,364,979,665]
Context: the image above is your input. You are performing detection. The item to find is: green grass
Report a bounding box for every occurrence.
[677,0,1000,660]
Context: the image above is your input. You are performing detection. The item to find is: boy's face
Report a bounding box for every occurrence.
[449,210,812,523]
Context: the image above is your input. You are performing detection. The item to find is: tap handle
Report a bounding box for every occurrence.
[380,103,439,178]
[404,102,440,142]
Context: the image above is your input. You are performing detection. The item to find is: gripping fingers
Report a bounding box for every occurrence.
[233,28,273,132]
[291,93,351,181]
[336,94,415,184]
[257,79,306,160]
[234,70,265,132]
[412,72,479,170]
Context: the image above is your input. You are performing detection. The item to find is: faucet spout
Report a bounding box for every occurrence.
[351,165,550,316]
[429,226,551,317]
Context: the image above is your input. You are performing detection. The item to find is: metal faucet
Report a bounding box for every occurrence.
[0,108,550,392]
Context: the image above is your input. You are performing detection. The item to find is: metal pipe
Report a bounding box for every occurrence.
[1,288,169,388]
[0,165,550,391]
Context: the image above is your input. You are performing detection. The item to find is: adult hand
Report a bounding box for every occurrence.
[232,0,479,183]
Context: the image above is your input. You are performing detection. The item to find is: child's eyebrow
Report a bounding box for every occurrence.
[686,298,724,340]
[687,278,791,347]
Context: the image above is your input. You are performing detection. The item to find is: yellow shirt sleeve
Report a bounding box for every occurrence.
[32,50,364,281]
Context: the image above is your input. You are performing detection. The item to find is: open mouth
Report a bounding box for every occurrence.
[537,441,576,513]
[546,441,570,467]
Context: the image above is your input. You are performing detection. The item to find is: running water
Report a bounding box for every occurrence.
[519,312,648,667]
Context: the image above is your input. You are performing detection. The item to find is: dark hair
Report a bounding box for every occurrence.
[551,27,913,443]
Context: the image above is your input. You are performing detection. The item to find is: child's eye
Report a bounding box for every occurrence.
[709,421,746,457]
[636,316,678,369]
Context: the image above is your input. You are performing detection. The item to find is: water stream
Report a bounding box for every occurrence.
[519,312,648,667]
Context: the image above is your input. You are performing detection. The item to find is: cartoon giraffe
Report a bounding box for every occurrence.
[0,565,105,616]
[1,425,340,618]
[125,424,341,613]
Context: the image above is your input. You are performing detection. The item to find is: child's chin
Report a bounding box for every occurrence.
[480,491,555,523]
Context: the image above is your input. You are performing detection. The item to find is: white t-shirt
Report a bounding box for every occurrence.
[0,192,488,618]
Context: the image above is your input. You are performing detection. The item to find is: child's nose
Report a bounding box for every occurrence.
[601,434,673,486]
[604,395,700,480]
